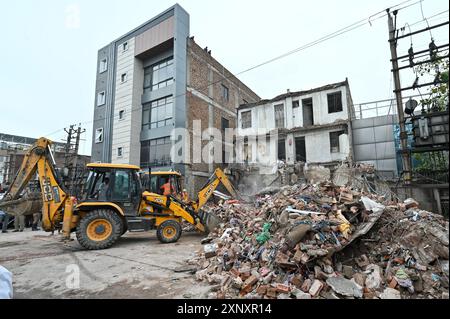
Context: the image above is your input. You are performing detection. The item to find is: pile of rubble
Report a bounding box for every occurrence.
[187,183,449,299]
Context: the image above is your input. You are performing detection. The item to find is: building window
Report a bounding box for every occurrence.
[274,104,285,128]
[97,91,106,106]
[120,73,127,83]
[117,147,123,157]
[278,139,286,160]
[122,42,128,52]
[142,96,173,130]
[143,57,174,94]
[292,100,299,108]
[243,137,252,163]
[140,137,172,168]
[241,111,252,129]
[302,98,314,126]
[119,110,125,120]
[329,130,345,153]
[99,58,107,73]
[221,84,229,102]
[94,128,103,143]
[327,91,343,113]
[221,117,229,132]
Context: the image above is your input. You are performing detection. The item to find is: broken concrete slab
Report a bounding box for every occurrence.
[379,288,401,299]
[326,276,363,298]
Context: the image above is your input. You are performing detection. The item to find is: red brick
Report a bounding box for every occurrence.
[276,283,291,293]
[241,275,258,294]
[290,275,303,288]
[266,287,278,298]
[256,285,268,295]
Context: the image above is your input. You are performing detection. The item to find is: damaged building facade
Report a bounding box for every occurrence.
[236,80,355,170]
[91,4,259,194]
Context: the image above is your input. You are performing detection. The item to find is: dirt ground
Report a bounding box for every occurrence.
[0,228,211,299]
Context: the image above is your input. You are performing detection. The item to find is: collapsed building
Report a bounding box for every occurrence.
[187,181,449,299]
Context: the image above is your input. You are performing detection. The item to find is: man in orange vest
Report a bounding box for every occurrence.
[160,178,175,196]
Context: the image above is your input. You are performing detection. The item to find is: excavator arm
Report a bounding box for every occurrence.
[0,137,74,237]
[191,168,239,212]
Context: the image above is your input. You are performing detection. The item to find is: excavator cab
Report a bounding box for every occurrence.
[140,171,182,196]
[80,163,142,216]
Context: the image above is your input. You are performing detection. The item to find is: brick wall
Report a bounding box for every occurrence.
[186,38,260,177]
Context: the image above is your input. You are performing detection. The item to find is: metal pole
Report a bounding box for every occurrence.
[388,9,412,184]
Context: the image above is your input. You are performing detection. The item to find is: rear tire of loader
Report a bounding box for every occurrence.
[76,209,123,250]
[156,220,182,244]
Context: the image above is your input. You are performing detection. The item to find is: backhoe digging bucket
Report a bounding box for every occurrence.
[0,195,42,217]
[198,210,222,234]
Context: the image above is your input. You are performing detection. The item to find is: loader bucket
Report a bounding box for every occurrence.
[0,192,42,217]
[199,210,222,234]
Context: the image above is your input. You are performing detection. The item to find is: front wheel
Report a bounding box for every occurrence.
[156,220,182,243]
[76,209,123,250]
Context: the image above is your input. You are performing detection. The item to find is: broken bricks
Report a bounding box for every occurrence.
[187,178,448,300]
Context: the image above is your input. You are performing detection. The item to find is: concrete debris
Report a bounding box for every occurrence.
[187,181,449,299]
[304,164,330,184]
[326,276,363,298]
[379,287,401,299]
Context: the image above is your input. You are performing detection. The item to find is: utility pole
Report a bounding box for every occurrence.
[387,9,412,184]
[63,124,86,193]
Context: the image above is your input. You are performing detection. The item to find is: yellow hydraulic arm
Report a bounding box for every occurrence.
[0,137,74,238]
[191,168,238,212]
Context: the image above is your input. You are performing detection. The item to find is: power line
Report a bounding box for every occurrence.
[42,0,422,140]
[409,9,449,27]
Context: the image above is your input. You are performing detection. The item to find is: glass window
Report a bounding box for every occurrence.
[97,91,106,106]
[112,170,130,201]
[99,58,107,73]
[328,91,343,113]
[221,117,229,131]
[94,128,103,143]
[143,57,174,94]
[142,96,173,130]
[222,84,229,101]
[241,111,252,129]
[140,137,172,169]
[274,104,285,128]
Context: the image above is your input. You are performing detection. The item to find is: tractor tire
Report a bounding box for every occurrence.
[76,209,123,250]
[156,220,182,244]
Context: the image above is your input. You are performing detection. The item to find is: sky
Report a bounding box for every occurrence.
[0,0,448,155]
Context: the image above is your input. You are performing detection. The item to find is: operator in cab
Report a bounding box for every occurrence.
[160,177,175,196]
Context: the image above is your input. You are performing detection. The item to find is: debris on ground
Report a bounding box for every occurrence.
[187,182,449,299]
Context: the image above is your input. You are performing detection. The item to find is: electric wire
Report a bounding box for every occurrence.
[41,0,423,141]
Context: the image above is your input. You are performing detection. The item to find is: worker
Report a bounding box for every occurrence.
[181,188,189,202]
[98,177,110,200]
[32,212,41,231]
[0,210,10,233]
[160,178,175,196]
[13,214,25,232]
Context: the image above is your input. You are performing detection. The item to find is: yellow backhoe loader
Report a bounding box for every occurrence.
[0,137,238,249]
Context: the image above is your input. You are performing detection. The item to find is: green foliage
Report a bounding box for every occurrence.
[413,151,449,172]
[415,55,449,112]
